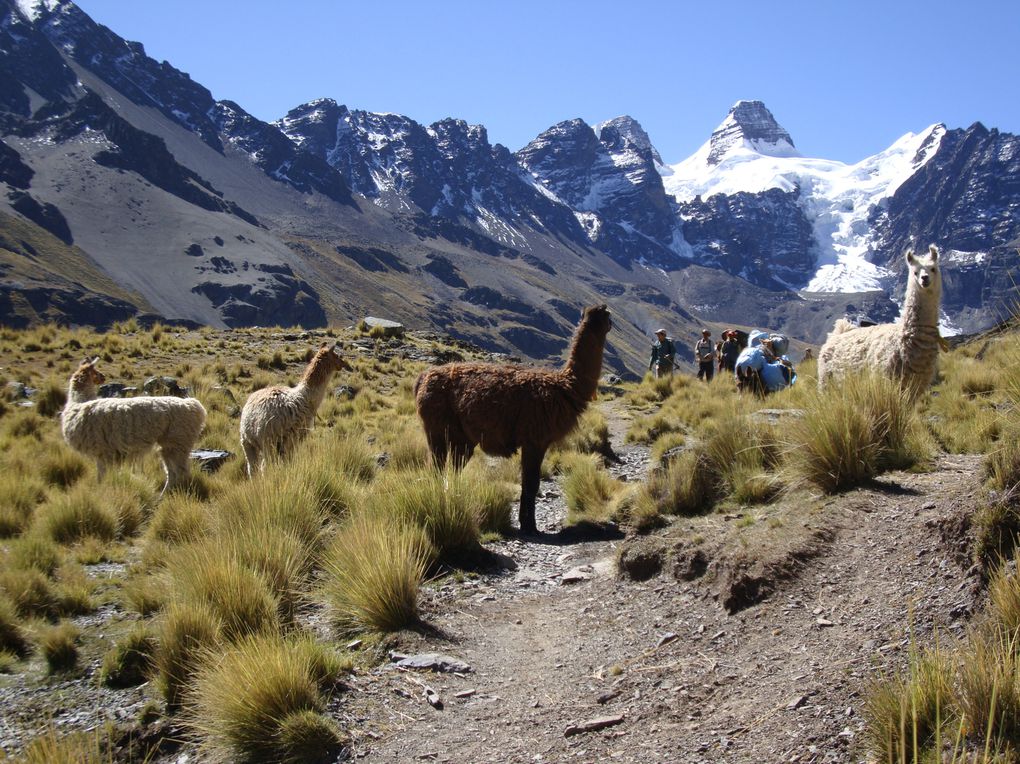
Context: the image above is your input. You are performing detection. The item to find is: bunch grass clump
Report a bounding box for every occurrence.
[368,467,481,561]
[166,542,280,641]
[145,493,210,546]
[0,476,46,537]
[786,373,927,493]
[38,620,79,674]
[189,635,342,763]
[214,476,325,558]
[322,511,429,633]
[99,623,156,687]
[36,485,118,544]
[155,601,222,711]
[864,646,954,762]
[561,453,621,525]
[7,534,62,576]
[13,727,105,764]
[0,594,30,657]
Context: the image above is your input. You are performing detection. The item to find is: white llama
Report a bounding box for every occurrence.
[818,244,943,396]
[239,343,351,476]
[61,358,207,493]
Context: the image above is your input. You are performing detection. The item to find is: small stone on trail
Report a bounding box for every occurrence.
[392,653,472,674]
[454,689,476,699]
[656,632,679,648]
[560,566,593,584]
[423,685,443,709]
[564,714,625,737]
[346,639,363,650]
[787,695,808,710]
[816,618,834,627]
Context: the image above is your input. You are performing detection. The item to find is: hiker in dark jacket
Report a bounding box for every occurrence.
[720,331,741,373]
[648,329,675,378]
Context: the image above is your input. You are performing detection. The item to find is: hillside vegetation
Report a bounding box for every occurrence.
[0,319,1016,762]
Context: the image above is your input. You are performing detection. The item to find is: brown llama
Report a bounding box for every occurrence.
[414,304,612,535]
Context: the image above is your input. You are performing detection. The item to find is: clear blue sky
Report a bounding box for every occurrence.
[74,0,1019,165]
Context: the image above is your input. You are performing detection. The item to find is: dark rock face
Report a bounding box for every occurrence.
[0,283,137,328]
[0,141,33,188]
[516,117,684,269]
[8,190,72,243]
[334,245,408,273]
[870,123,1020,332]
[421,255,467,288]
[678,188,817,290]
[278,99,587,249]
[190,263,325,328]
[212,101,353,205]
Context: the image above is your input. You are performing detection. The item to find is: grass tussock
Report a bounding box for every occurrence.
[368,467,482,561]
[38,620,79,674]
[864,646,954,762]
[0,594,30,657]
[11,727,105,764]
[99,623,156,687]
[166,542,280,641]
[214,476,325,558]
[323,511,429,634]
[36,485,118,544]
[189,635,342,763]
[786,373,928,493]
[155,601,222,712]
[145,493,210,546]
[0,476,46,537]
[561,453,622,525]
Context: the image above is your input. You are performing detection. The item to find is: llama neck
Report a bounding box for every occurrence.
[67,381,96,405]
[900,280,941,330]
[295,358,335,411]
[562,327,606,401]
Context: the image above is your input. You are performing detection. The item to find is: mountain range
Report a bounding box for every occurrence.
[1,0,1018,377]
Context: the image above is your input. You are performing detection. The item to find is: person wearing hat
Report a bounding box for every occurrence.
[720,330,740,373]
[695,329,715,382]
[648,328,676,378]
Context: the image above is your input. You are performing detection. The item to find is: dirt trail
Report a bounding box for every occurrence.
[343,400,982,763]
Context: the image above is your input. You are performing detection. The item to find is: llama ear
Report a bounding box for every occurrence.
[905,249,917,266]
[928,244,939,262]
[90,356,100,366]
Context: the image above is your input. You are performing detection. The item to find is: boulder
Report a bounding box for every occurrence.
[363,317,405,338]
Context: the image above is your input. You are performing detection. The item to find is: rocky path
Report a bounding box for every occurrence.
[342,399,983,764]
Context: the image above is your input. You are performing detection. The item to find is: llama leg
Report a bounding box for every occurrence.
[450,441,475,471]
[518,445,544,535]
[242,441,260,478]
[424,431,449,470]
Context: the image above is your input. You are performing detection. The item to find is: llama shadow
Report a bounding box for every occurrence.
[519,520,625,546]
[865,478,923,497]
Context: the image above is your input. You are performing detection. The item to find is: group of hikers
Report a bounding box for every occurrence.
[648,326,798,395]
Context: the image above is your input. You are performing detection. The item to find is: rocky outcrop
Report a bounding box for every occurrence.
[678,188,817,290]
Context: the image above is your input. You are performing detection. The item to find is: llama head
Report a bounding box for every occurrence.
[316,342,352,373]
[71,357,105,390]
[583,304,613,336]
[905,245,941,293]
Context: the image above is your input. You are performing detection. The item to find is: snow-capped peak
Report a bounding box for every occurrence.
[661,100,946,293]
[707,100,799,165]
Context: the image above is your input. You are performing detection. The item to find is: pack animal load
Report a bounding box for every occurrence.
[733,330,796,396]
